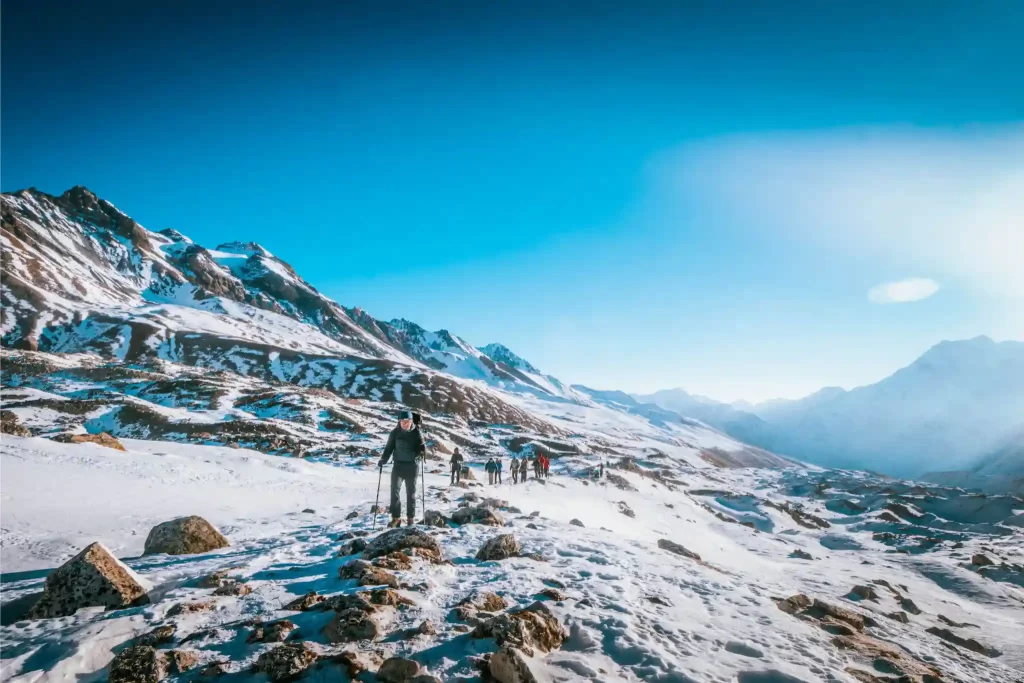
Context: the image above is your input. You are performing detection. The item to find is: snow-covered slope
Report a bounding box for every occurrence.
[640,338,1024,480]
[2,435,1022,682]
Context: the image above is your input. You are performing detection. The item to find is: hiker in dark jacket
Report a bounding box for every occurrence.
[495,458,503,484]
[485,457,497,485]
[378,410,425,527]
[519,457,529,483]
[511,456,520,484]
[450,448,465,484]
[533,454,542,478]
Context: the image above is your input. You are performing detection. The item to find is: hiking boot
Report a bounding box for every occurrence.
[387,518,401,528]
[406,517,415,527]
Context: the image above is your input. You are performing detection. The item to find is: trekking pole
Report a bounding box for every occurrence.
[372,464,384,531]
[420,430,428,521]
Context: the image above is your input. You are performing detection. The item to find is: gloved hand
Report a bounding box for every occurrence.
[378,459,385,470]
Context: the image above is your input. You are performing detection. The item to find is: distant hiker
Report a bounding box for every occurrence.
[520,457,529,483]
[378,410,425,527]
[450,447,465,485]
[533,454,542,478]
[496,457,504,484]
[542,455,550,477]
[599,462,605,478]
[485,457,497,485]
[511,456,520,484]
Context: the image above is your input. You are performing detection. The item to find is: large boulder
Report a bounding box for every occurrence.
[452,505,505,527]
[143,516,229,556]
[29,542,150,619]
[377,657,422,682]
[657,539,701,561]
[362,528,443,562]
[108,646,167,683]
[473,601,567,656]
[488,646,539,683]
[323,607,381,642]
[254,642,320,682]
[477,534,521,561]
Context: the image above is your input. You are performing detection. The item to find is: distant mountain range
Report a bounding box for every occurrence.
[636,336,1024,481]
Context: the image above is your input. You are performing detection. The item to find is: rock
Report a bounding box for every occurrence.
[282,592,325,611]
[833,634,940,679]
[254,642,319,681]
[617,502,635,518]
[28,542,149,619]
[247,619,297,643]
[363,587,415,608]
[338,538,368,556]
[569,519,584,527]
[849,585,880,601]
[423,510,447,527]
[362,528,444,562]
[900,597,922,615]
[657,539,701,561]
[925,627,998,656]
[373,552,413,571]
[167,601,213,617]
[807,598,870,630]
[322,593,375,613]
[346,510,360,520]
[0,410,30,436]
[789,550,814,560]
[136,624,176,647]
[212,581,252,597]
[143,516,229,556]
[451,505,506,527]
[887,611,910,623]
[463,591,508,613]
[937,614,976,628]
[377,657,422,682]
[605,473,638,492]
[330,650,383,678]
[972,553,995,567]
[774,594,812,615]
[488,645,538,683]
[167,650,199,675]
[539,588,566,601]
[473,601,567,656]
[418,619,436,635]
[52,431,126,451]
[302,508,316,514]
[109,646,166,683]
[323,607,380,642]
[526,523,540,530]
[477,534,521,561]
[339,559,400,588]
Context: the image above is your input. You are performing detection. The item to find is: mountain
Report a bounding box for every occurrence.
[1,186,783,468]
[639,337,1024,479]
[922,425,1024,494]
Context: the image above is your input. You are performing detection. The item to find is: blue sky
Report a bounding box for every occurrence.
[3,0,1022,401]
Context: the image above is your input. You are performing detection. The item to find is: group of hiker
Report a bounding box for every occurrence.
[376,409,557,529]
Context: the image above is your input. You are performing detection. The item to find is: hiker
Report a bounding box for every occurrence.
[599,462,605,478]
[511,456,520,484]
[496,457,503,484]
[450,447,464,485]
[543,454,550,477]
[520,456,529,483]
[378,410,425,527]
[533,454,542,478]
[485,457,497,485]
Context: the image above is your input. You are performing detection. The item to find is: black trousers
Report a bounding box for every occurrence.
[390,461,418,519]
[451,466,461,484]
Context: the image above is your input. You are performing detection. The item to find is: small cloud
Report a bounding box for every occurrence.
[868,278,939,304]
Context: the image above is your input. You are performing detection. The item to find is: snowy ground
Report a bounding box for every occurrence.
[2,436,1022,683]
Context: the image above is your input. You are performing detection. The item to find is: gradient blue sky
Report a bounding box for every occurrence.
[3,0,1022,401]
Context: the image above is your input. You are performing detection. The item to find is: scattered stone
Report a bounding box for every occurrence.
[108,646,166,683]
[833,634,940,679]
[526,523,540,530]
[362,528,444,562]
[254,642,319,682]
[377,657,422,682]
[346,510,360,520]
[373,552,413,571]
[876,511,901,524]
[473,601,567,656]
[338,538,368,556]
[281,592,325,612]
[52,431,126,451]
[0,410,30,436]
[247,619,297,643]
[135,624,176,647]
[645,595,671,606]
[212,581,252,597]
[925,627,998,657]
[167,650,200,674]
[462,591,508,613]
[423,510,447,527]
[167,601,214,617]
[143,516,229,556]
[657,539,701,561]
[451,505,506,527]
[617,502,635,518]
[569,519,584,527]
[302,508,316,514]
[417,619,436,635]
[900,597,922,615]
[937,614,976,628]
[789,550,814,560]
[477,534,521,561]
[323,608,380,642]
[774,594,812,615]
[28,542,150,619]
[972,554,995,567]
[886,611,910,623]
[848,585,880,602]
[363,587,415,608]
[453,624,470,633]
[322,593,375,613]
[606,473,638,492]
[488,645,538,683]
[538,588,566,601]
[529,511,540,518]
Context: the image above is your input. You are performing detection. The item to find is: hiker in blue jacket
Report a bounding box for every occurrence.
[485,457,497,485]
